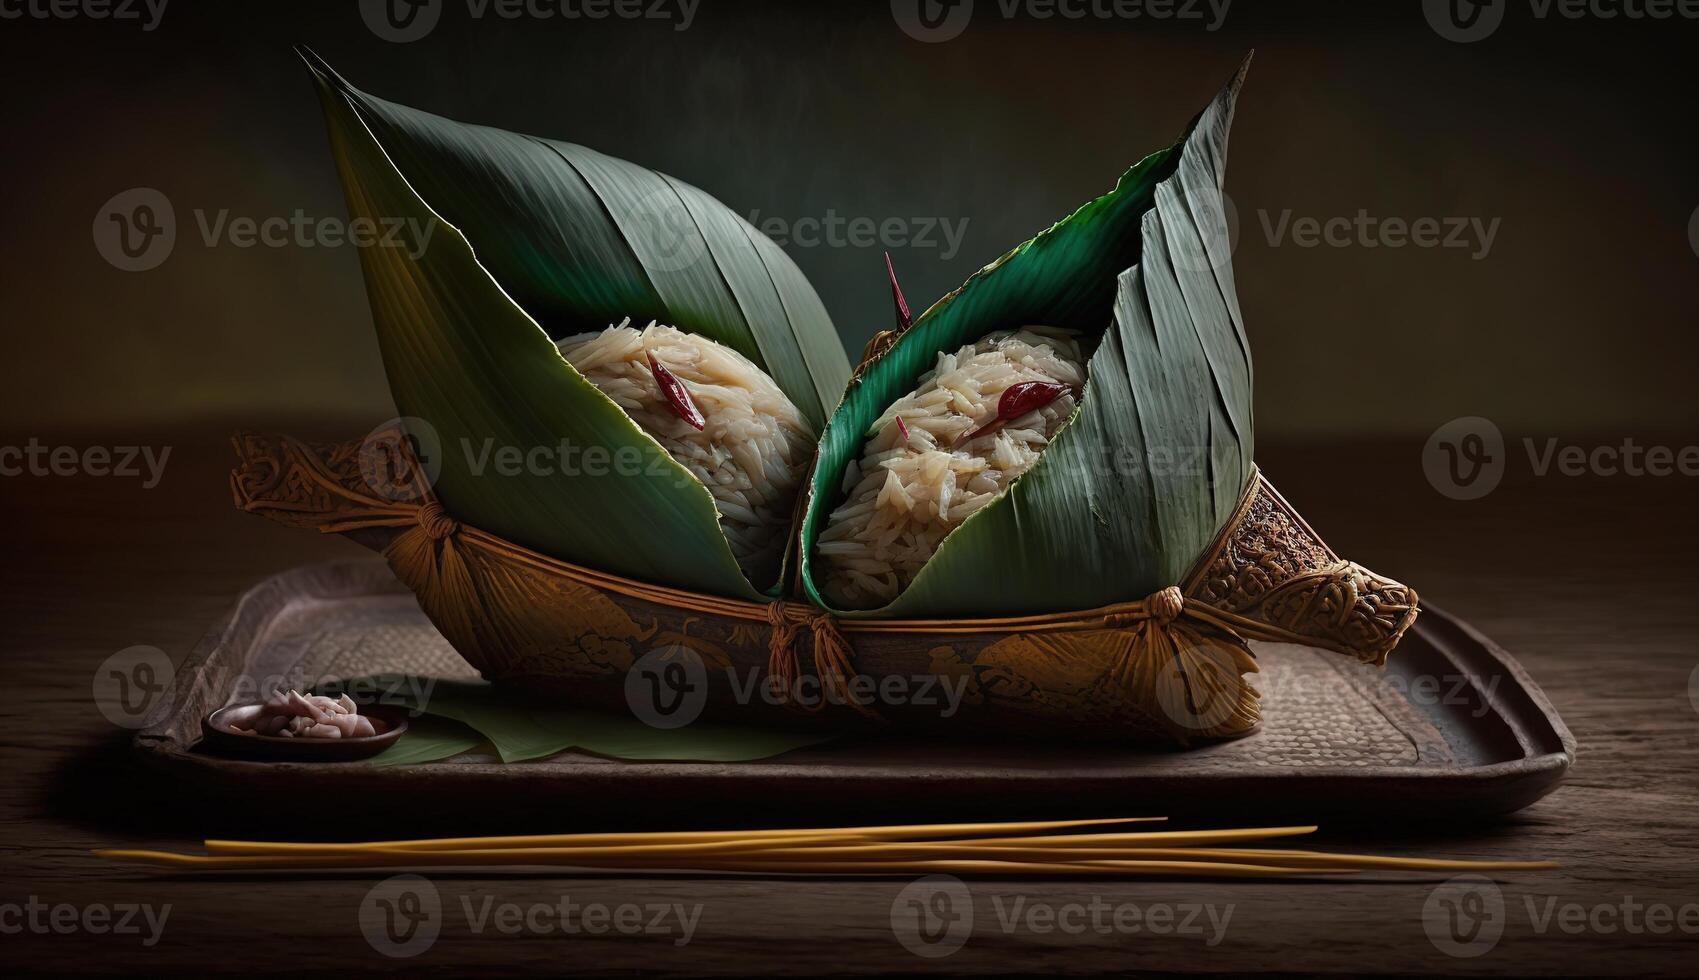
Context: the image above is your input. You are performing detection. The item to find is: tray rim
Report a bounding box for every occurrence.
[134,560,1576,815]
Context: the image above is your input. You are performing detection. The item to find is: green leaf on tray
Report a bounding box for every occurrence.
[799,57,1255,618]
[301,47,849,598]
[368,713,490,767]
[334,676,839,765]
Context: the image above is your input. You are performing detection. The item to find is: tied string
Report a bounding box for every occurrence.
[1103,586,1261,743]
[765,602,882,721]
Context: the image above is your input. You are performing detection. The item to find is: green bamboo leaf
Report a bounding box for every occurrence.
[800,59,1254,617]
[306,49,821,598]
[349,677,835,764]
[300,48,848,427]
[368,713,489,767]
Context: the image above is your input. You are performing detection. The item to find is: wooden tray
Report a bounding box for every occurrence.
[134,561,1574,834]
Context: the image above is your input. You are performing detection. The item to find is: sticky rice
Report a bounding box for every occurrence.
[816,327,1085,609]
[557,320,815,588]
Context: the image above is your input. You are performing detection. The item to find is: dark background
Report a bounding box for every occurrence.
[2,0,1695,439]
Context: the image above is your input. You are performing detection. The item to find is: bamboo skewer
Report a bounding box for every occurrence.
[95,816,1557,879]
[94,849,1352,877]
[202,815,1165,855]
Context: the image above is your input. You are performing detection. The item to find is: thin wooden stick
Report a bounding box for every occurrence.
[203,816,1165,855]
[94,849,1348,877]
[941,826,1318,848]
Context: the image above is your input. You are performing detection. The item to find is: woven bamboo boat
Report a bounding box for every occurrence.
[231,424,1416,743]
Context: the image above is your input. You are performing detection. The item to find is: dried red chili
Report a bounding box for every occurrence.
[885,252,913,331]
[998,381,1071,420]
[894,415,910,443]
[957,380,1071,447]
[646,351,705,430]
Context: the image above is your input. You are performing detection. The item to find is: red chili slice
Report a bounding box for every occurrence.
[646,351,705,430]
[998,381,1071,420]
[894,415,910,443]
[956,381,1072,447]
[885,252,913,331]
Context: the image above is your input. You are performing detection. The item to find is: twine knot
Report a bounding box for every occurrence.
[416,501,461,541]
[763,601,880,721]
[1146,586,1185,627]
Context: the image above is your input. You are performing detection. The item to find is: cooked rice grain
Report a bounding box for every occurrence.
[557,320,814,588]
[817,327,1084,609]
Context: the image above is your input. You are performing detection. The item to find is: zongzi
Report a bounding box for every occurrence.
[557,320,815,587]
[815,327,1084,608]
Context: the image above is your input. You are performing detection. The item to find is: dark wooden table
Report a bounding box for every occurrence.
[3,423,1696,975]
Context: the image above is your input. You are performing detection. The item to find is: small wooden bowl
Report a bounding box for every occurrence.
[201,703,410,761]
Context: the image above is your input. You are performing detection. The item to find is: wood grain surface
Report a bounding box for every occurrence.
[2,424,1695,976]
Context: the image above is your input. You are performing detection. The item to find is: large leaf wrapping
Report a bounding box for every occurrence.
[801,60,1254,618]
[310,52,774,599]
[305,50,850,598]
